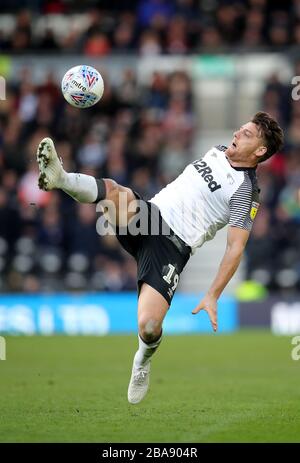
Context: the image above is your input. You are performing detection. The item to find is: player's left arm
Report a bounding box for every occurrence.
[192,226,250,332]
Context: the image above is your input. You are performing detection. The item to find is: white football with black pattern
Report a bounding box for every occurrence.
[61,65,104,108]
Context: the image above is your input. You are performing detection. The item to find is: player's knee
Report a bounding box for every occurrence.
[139,318,162,343]
[104,179,135,205]
[103,179,119,199]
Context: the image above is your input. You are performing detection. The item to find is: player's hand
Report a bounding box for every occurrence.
[192,294,218,332]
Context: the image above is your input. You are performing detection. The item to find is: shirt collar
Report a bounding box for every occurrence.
[225,156,257,171]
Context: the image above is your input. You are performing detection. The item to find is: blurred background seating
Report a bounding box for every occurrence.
[0,0,300,294]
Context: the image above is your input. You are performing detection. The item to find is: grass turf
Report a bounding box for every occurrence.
[0,331,300,443]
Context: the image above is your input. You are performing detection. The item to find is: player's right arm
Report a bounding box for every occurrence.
[192,171,260,331]
[191,226,250,331]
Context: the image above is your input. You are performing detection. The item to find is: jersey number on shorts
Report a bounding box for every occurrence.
[163,264,179,291]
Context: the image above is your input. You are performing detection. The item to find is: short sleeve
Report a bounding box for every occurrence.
[229,171,260,232]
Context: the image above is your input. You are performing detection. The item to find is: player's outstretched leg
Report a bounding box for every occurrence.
[128,283,169,404]
[36,137,138,225]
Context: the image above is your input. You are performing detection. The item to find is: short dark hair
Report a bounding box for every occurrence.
[251,111,284,163]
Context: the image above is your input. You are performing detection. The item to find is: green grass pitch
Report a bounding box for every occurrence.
[0,331,300,442]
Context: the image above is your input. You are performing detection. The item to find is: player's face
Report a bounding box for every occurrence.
[226,122,267,163]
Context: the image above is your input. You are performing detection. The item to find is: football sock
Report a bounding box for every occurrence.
[60,173,106,203]
[134,331,163,368]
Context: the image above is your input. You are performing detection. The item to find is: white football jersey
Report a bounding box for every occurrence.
[150,145,260,253]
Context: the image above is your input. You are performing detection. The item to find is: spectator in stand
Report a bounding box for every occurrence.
[9,9,32,52]
[37,204,64,249]
[137,0,175,28]
[113,16,136,53]
[165,16,189,54]
[139,29,162,55]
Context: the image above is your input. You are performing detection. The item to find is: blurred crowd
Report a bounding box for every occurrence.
[1,0,300,294]
[1,61,300,293]
[0,66,194,293]
[1,63,300,293]
[246,62,300,291]
[1,0,300,55]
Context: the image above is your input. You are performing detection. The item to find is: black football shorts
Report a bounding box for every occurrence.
[115,192,191,305]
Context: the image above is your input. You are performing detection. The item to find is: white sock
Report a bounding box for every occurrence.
[60,172,98,203]
[134,333,162,368]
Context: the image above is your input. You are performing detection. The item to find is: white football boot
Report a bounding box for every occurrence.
[37,137,65,191]
[128,357,151,404]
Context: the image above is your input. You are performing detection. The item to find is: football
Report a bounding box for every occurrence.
[61,64,104,108]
